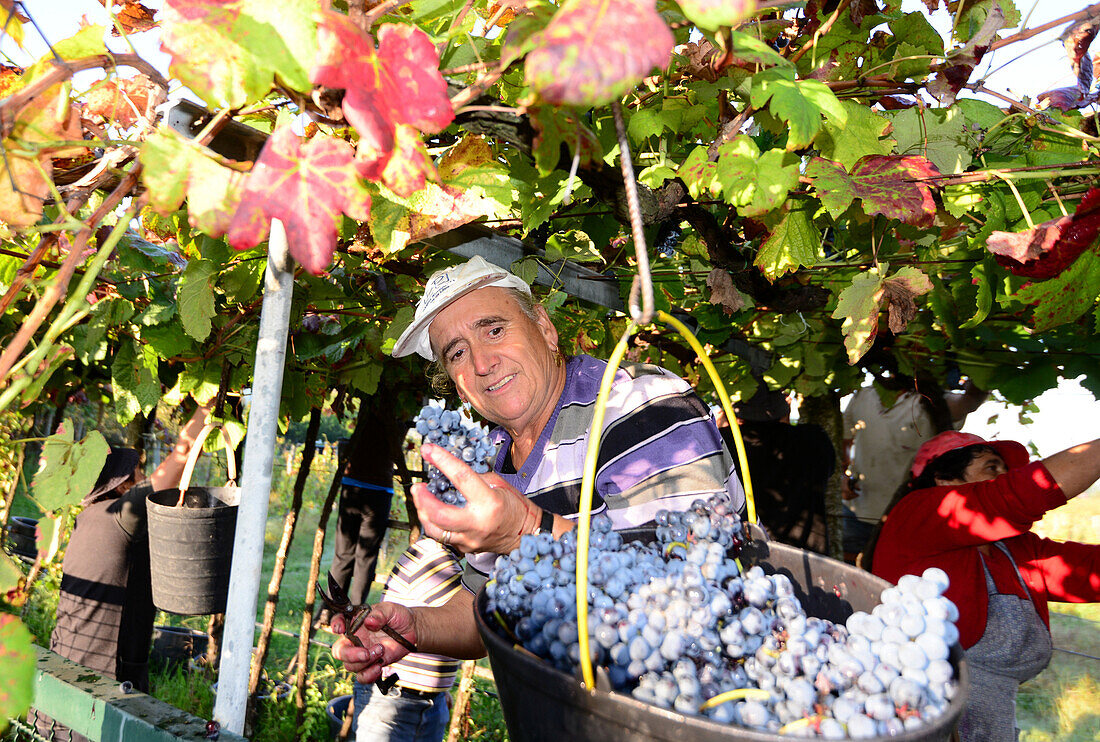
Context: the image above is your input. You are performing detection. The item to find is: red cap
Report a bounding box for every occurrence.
[910,431,1031,479]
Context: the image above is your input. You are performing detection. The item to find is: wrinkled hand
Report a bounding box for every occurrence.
[331,603,417,685]
[412,442,536,555]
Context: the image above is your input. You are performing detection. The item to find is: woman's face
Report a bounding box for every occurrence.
[935,450,1008,486]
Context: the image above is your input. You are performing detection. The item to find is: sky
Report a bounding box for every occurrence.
[7,0,1100,455]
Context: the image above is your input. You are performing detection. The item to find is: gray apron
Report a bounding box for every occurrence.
[958,541,1053,742]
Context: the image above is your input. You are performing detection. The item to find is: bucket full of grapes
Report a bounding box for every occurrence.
[463,312,965,740]
[475,509,968,741]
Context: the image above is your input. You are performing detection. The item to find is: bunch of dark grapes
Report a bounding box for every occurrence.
[413,404,497,506]
[655,222,683,258]
[486,496,959,738]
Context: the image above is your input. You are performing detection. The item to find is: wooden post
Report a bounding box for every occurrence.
[445,660,477,742]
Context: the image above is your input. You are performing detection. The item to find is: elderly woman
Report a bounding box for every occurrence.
[334,256,743,682]
[868,431,1100,741]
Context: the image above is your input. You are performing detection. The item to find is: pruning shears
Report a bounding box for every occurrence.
[317,574,418,694]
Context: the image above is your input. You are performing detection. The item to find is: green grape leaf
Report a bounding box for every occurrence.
[889,106,973,175]
[806,155,940,226]
[312,12,453,180]
[73,298,134,365]
[111,341,160,426]
[0,552,20,593]
[959,258,994,329]
[343,360,383,395]
[749,67,845,151]
[814,99,895,170]
[178,360,222,405]
[637,163,677,188]
[942,182,986,219]
[32,424,110,512]
[992,362,1059,406]
[755,203,822,280]
[221,258,265,304]
[677,0,755,32]
[953,0,1019,43]
[161,0,317,108]
[714,137,799,216]
[141,128,244,236]
[143,322,196,360]
[524,0,673,106]
[530,106,603,177]
[177,258,218,341]
[628,108,675,143]
[832,268,886,364]
[887,12,944,78]
[136,295,177,326]
[0,615,35,727]
[678,146,717,200]
[1018,249,1100,332]
[226,126,371,275]
[724,30,791,69]
[546,230,602,263]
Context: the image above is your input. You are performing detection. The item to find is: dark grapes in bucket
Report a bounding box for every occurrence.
[486,496,959,737]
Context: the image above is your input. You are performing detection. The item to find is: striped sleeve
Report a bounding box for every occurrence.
[381,539,464,692]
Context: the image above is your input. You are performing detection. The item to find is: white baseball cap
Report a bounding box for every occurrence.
[392,255,532,360]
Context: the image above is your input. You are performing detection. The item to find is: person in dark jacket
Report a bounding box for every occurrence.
[50,404,210,690]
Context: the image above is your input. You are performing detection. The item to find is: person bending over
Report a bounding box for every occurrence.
[867,431,1100,742]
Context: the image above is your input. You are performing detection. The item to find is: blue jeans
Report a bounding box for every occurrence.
[353,681,450,742]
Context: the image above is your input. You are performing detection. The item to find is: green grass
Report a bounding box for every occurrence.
[1017,489,1100,742]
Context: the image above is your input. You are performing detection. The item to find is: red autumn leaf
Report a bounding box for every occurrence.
[312,11,453,180]
[927,5,1005,106]
[848,0,882,27]
[1037,15,1099,111]
[988,187,1100,281]
[227,126,371,275]
[83,75,154,128]
[524,0,674,106]
[379,124,437,198]
[0,85,84,229]
[0,64,22,98]
[806,155,941,227]
[98,0,157,35]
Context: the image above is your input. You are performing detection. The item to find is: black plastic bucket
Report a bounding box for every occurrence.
[147,486,239,615]
[150,625,210,672]
[4,516,37,559]
[327,694,354,739]
[475,539,968,742]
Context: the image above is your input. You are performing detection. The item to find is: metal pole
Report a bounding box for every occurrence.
[213,220,295,734]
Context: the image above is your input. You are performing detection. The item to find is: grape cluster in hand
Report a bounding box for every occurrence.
[486,497,960,738]
[413,404,497,506]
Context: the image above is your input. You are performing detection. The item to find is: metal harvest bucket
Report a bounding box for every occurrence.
[147,424,239,615]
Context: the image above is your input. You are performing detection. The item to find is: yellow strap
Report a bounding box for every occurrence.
[574,313,757,689]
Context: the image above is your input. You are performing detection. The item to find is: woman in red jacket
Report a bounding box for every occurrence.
[867,431,1100,742]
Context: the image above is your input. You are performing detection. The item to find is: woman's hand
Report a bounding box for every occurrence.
[412,442,539,555]
[331,603,418,685]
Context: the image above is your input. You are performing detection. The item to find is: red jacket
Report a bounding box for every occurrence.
[872,461,1100,649]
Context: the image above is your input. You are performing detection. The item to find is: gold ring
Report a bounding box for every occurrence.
[440,529,452,545]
